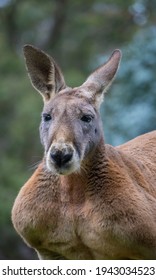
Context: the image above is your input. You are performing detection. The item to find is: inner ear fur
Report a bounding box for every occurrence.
[23,45,66,101]
[81,49,122,107]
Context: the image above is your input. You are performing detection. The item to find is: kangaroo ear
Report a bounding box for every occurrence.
[82,49,122,107]
[23,45,66,101]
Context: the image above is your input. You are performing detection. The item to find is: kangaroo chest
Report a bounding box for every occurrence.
[24,181,129,260]
[36,200,111,259]
[36,195,156,260]
[17,175,156,260]
[37,184,103,259]
[23,177,110,259]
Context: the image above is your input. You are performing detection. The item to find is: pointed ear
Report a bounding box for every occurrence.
[23,45,66,101]
[81,49,122,107]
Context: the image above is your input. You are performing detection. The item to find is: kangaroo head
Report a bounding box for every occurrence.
[23,45,121,175]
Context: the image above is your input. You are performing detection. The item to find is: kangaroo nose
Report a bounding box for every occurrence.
[50,149,73,167]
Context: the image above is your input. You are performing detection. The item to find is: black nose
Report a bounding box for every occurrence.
[50,149,73,167]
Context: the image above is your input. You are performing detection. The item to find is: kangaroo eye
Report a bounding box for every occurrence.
[43,113,52,122]
[81,115,93,123]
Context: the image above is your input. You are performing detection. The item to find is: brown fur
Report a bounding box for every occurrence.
[12,45,156,259]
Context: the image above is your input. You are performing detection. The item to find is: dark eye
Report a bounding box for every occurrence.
[81,115,93,123]
[43,113,52,122]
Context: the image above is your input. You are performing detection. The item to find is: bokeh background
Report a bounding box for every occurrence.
[0,0,156,259]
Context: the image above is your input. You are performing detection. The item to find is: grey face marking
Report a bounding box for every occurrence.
[40,93,102,175]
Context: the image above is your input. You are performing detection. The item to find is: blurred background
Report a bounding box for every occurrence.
[0,0,156,259]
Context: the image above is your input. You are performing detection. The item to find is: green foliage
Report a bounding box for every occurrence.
[0,44,42,259]
[102,27,156,145]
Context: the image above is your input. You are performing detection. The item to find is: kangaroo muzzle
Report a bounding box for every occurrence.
[46,142,80,175]
[50,146,73,168]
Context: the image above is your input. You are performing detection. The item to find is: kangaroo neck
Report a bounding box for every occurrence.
[59,137,107,193]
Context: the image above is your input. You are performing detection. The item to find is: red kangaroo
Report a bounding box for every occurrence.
[12,45,156,259]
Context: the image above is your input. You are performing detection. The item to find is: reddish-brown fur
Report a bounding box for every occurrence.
[12,45,156,259]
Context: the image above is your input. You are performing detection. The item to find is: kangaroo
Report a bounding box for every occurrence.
[12,45,156,260]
